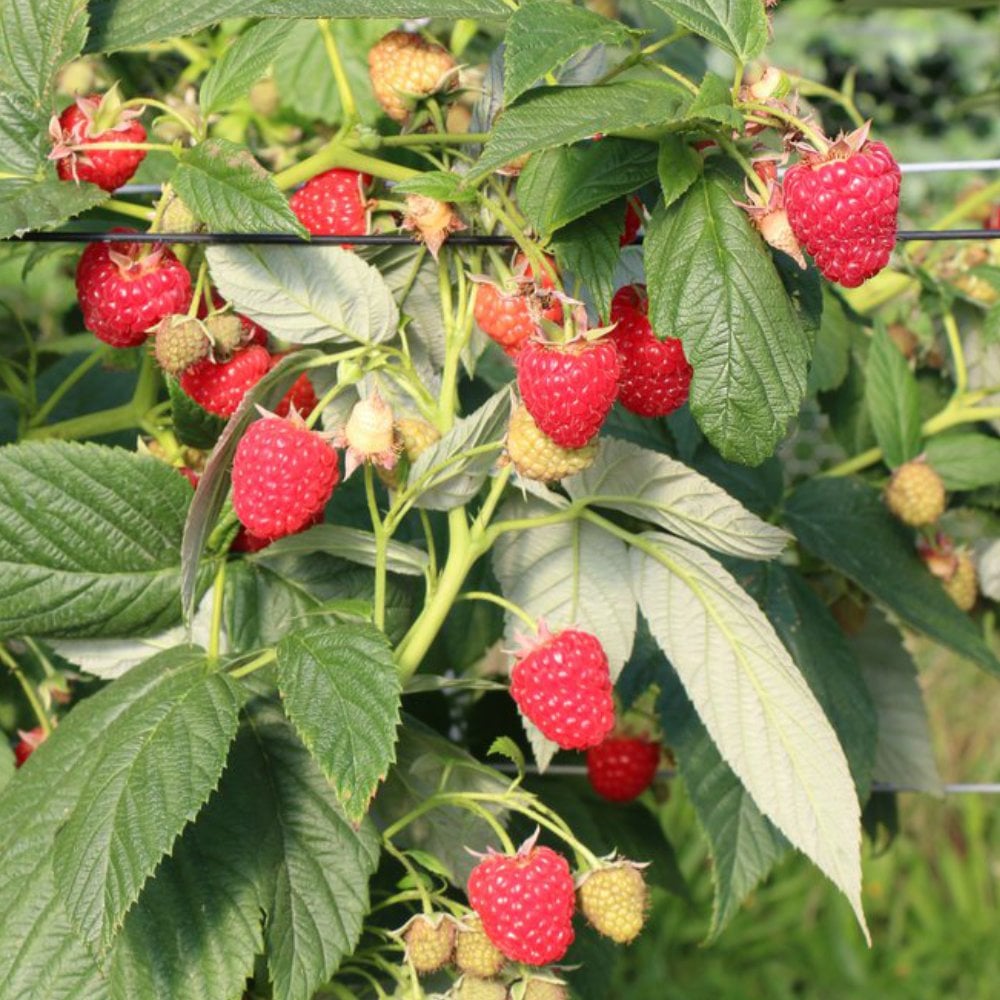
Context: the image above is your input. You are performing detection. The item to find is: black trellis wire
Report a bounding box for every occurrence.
[6,229,1000,246]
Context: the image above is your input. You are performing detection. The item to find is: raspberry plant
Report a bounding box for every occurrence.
[1,2,999,999]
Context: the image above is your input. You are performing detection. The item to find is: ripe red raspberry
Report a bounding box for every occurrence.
[467,842,576,966]
[13,727,47,767]
[289,169,371,241]
[269,354,318,418]
[517,338,620,449]
[621,200,642,246]
[49,93,146,191]
[783,125,901,287]
[609,285,691,418]
[509,626,614,749]
[474,256,564,358]
[368,30,458,123]
[75,233,192,348]
[231,413,340,541]
[586,735,661,802]
[180,344,272,418]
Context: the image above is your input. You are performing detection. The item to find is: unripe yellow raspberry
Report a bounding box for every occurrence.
[400,913,456,975]
[522,976,571,999]
[452,976,507,1000]
[884,459,946,527]
[368,30,457,123]
[505,405,597,483]
[577,862,649,944]
[454,915,506,978]
[943,550,978,612]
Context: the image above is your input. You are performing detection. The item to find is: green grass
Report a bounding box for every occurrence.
[613,648,1000,999]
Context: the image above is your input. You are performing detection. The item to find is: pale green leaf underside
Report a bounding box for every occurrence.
[633,533,868,940]
[0,442,194,638]
[564,437,790,559]
[52,663,246,951]
[206,244,400,346]
[408,390,511,510]
[171,138,306,235]
[261,523,429,576]
[277,623,401,823]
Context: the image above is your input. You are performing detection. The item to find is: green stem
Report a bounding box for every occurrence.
[122,97,200,136]
[228,648,277,679]
[208,560,226,661]
[375,132,492,148]
[274,141,418,190]
[381,839,434,914]
[384,790,516,854]
[103,198,156,223]
[716,134,770,201]
[0,645,52,735]
[943,312,968,396]
[740,101,828,152]
[24,401,142,441]
[418,508,438,585]
[651,61,699,95]
[365,464,388,632]
[69,140,178,154]
[28,348,107,428]
[457,591,537,631]
[317,20,358,124]
[792,77,865,128]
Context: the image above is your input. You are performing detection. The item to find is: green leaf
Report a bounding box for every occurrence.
[550,198,624,320]
[407,389,510,510]
[633,532,868,939]
[206,244,399,345]
[261,523,429,576]
[0,648,204,1000]
[646,172,810,465]
[504,0,635,106]
[166,375,226,449]
[656,135,702,210]
[277,622,400,822]
[171,139,305,235]
[0,90,45,174]
[682,71,742,129]
[924,432,1000,490]
[0,0,88,121]
[248,700,382,1000]
[372,719,509,885]
[469,79,688,181]
[109,729,268,1000]
[0,177,108,239]
[516,138,658,237]
[657,660,787,937]
[864,323,922,468]
[0,742,14,793]
[394,169,478,203]
[738,561,877,797]
[808,287,856,393]
[784,477,1000,675]
[564,437,791,559]
[87,2,511,52]
[850,610,942,795]
[273,19,394,126]
[0,441,198,638]
[645,0,769,60]
[200,19,296,115]
[181,351,322,617]
[52,659,246,951]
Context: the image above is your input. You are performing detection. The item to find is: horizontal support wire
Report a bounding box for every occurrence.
[492,764,1000,795]
[6,229,1000,245]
